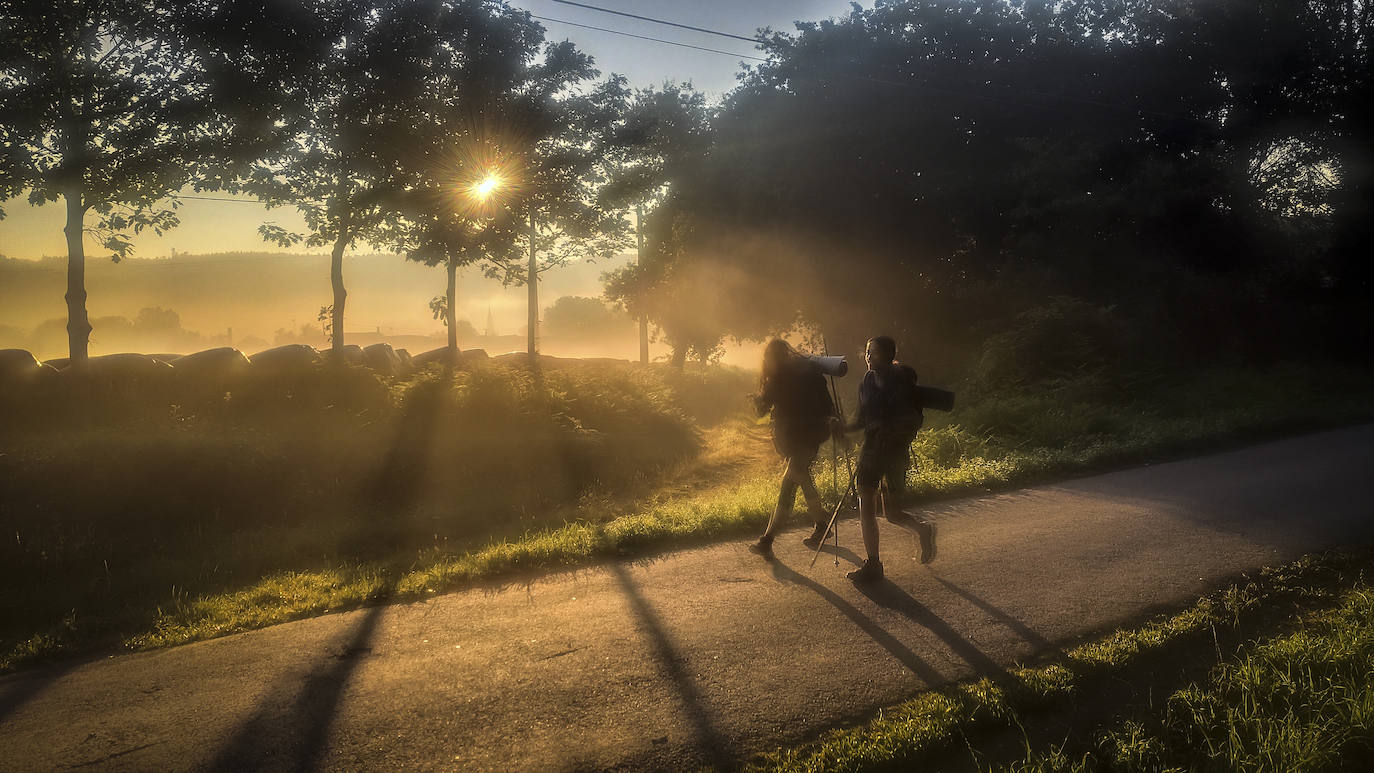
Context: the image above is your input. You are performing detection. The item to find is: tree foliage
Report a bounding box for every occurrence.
[621,0,1373,366]
[0,0,330,358]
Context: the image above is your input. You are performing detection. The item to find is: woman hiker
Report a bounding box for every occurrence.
[749,339,843,559]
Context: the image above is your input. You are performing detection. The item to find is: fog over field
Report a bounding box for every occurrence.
[0,250,757,362]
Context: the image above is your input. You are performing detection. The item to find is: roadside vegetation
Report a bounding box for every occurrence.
[747,545,1374,773]
[2,351,1371,673]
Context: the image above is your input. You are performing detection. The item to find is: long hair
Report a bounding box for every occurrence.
[759,338,800,391]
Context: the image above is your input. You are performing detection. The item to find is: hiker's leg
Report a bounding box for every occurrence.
[791,455,825,525]
[763,468,798,539]
[857,483,880,561]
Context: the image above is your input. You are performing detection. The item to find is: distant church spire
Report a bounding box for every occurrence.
[484,306,496,338]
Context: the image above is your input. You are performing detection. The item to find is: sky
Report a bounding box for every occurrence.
[0,1,856,336]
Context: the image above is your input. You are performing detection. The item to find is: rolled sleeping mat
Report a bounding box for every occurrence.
[806,354,848,377]
[916,385,955,412]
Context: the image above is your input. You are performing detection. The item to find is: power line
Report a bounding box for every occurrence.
[532,14,765,60]
[537,14,1196,124]
[545,0,761,43]
[176,194,265,203]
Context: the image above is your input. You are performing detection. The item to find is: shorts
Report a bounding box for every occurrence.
[855,433,911,494]
[772,422,828,464]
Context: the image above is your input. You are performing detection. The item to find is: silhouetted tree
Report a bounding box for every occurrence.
[542,295,631,341]
[0,0,320,360]
[500,75,630,361]
[621,0,1373,364]
[599,82,712,365]
[243,0,433,355]
[378,1,600,361]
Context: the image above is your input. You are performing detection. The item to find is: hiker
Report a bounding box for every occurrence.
[749,339,842,559]
[841,335,935,583]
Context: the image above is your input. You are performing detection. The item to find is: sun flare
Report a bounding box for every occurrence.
[471,175,502,200]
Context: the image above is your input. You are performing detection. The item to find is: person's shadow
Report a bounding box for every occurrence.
[768,560,945,685]
[853,581,1014,687]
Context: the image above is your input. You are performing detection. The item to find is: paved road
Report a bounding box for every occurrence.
[3,425,1373,772]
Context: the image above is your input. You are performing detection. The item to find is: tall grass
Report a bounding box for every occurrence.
[0,359,755,670]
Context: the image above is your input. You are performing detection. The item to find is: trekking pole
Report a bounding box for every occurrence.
[811,465,857,568]
[822,336,855,566]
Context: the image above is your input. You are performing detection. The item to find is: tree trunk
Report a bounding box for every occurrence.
[330,229,349,352]
[636,203,648,364]
[446,255,459,355]
[639,314,649,364]
[64,188,91,362]
[670,343,687,371]
[527,211,538,361]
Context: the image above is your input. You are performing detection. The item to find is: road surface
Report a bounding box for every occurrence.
[2,424,1372,771]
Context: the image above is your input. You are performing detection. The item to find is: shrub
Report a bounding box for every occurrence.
[970,296,1126,389]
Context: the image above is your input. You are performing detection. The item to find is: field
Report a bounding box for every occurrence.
[1,353,1372,673]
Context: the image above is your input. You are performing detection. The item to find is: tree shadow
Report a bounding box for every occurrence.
[607,563,733,771]
[368,364,451,511]
[206,602,386,772]
[0,658,82,724]
[928,575,1055,654]
[768,561,945,685]
[854,581,1013,687]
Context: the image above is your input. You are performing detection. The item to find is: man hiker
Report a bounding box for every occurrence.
[749,339,843,559]
[841,335,936,583]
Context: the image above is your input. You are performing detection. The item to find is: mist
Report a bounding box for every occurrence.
[0,251,761,365]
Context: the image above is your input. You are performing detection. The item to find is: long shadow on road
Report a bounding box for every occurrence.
[0,659,81,725]
[928,575,1054,653]
[208,603,386,772]
[855,581,1012,687]
[608,562,734,771]
[768,561,945,685]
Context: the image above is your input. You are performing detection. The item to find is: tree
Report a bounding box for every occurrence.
[598,82,712,363]
[499,72,629,361]
[243,0,431,355]
[613,0,1353,367]
[378,1,597,361]
[0,0,322,361]
[542,295,631,341]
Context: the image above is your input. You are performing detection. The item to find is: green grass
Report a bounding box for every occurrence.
[746,547,1374,773]
[1,359,1372,673]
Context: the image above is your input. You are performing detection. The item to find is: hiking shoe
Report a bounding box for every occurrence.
[916,519,937,564]
[748,535,775,560]
[847,558,884,583]
[801,522,829,550]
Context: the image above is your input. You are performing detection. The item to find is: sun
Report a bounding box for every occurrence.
[471,175,502,200]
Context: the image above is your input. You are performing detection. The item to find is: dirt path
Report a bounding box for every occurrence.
[2,424,1371,772]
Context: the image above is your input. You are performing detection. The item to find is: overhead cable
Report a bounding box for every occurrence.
[545,0,762,43]
[532,14,765,60]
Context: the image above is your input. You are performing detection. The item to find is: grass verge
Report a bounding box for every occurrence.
[744,546,1374,772]
[2,360,1373,673]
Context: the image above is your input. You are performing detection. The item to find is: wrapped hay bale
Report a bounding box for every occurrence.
[62,354,176,408]
[410,346,459,368]
[174,347,251,393]
[328,344,365,365]
[0,349,41,381]
[362,343,402,376]
[249,344,319,372]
